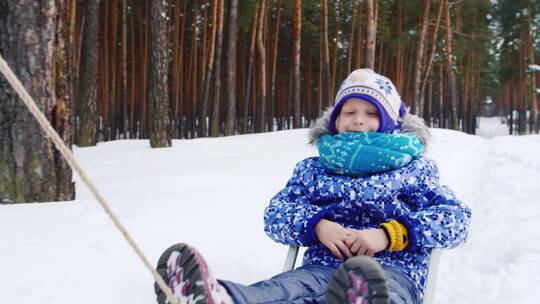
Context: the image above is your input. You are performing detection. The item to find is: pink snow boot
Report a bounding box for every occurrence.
[155,243,233,304]
[326,256,389,304]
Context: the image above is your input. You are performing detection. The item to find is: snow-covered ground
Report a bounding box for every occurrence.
[476,116,510,138]
[1,117,539,304]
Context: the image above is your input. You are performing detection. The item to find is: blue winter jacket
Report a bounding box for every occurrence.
[263,109,472,301]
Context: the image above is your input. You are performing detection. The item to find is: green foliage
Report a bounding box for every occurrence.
[237,0,257,31]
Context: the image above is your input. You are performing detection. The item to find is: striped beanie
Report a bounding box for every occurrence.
[329,69,406,133]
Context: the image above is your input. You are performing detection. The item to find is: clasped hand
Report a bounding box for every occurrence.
[314,218,389,260]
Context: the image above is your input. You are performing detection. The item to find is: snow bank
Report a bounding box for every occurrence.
[1,121,539,304]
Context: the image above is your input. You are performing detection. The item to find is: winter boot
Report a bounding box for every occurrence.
[154,243,233,304]
[325,256,389,304]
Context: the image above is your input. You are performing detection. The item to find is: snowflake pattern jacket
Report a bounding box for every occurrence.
[263,109,472,300]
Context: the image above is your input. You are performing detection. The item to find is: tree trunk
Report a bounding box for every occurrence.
[148,0,171,147]
[188,4,199,138]
[365,0,376,69]
[412,0,430,115]
[330,1,340,99]
[177,1,187,138]
[242,5,258,134]
[269,0,282,131]
[526,4,537,133]
[511,83,515,134]
[77,0,100,146]
[53,0,76,200]
[438,63,444,127]
[347,3,358,74]
[321,0,331,107]
[129,14,136,138]
[121,0,128,138]
[199,0,218,137]
[355,1,364,69]
[519,31,526,134]
[101,1,110,141]
[419,0,444,120]
[395,0,404,92]
[109,0,118,140]
[426,77,433,125]
[0,0,75,203]
[293,0,302,128]
[306,46,313,124]
[67,0,80,142]
[256,0,267,132]
[141,0,150,138]
[200,4,209,94]
[224,0,238,136]
[443,0,458,130]
[210,0,224,137]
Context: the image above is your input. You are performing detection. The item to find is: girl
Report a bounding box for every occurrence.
[155,69,472,304]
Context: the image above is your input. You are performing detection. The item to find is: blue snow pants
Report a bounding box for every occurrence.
[219,263,420,304]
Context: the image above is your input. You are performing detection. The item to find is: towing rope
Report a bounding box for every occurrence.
[0,54,180,304]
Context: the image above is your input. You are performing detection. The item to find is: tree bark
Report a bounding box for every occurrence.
[321,0,331,107]
[53,0,76,200]
[419,0,444,119]
[141,0,149,138]
[268,0,282,131]
[355,1,364,69]
[347,3,358,73]
[412,0,430,115]
[395,0,404,91]
[242,5,258,134]
[330,1,340,99]
[305,46,313,124]
[293,0,302,128]
[438,63,444,127]
[256,0,267,132]
[187,4,199,138]
[443,0,458,130]
[526,4,537,133]
[76,0,100,146]
[0,0,75,203]
[121,0,128,138]
[519,31,525,134]
[224,0,238,136]
[109,0,118,140]
[365,0,376,69]
[129,13,136,138]
[199,0,218,137]
[210,0,224,137]
[148,0,171,147]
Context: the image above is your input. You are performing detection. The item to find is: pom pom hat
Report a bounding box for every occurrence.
[329,69,406,133]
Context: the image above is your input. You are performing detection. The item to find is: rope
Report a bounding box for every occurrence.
[0,54,180,304]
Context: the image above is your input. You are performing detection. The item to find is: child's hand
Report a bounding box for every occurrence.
[344,228,389,257]
[314,219,353,260]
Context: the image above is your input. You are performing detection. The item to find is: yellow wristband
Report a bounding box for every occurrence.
[379,220,409,251]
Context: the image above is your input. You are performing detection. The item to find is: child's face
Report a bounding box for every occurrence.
[336,98,380,133]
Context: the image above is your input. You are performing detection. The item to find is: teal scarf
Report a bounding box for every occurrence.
[317,132,424,176]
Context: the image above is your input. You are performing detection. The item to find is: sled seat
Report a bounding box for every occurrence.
[282,246,442,304]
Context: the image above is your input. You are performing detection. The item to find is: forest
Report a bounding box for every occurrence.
[1,0,539,203]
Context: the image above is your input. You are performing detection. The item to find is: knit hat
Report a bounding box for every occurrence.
[329,69,406,133]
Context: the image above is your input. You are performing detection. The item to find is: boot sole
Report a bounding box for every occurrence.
[154,243,213,304]
[326,256,389,304]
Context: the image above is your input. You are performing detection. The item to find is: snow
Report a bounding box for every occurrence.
[476,116,509,138]
[529,64,540,72]
[1,120,540,304]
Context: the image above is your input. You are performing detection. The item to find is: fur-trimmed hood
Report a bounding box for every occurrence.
[308,107,431,148]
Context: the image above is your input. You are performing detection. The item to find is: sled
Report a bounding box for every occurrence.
[283,246,442,304]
